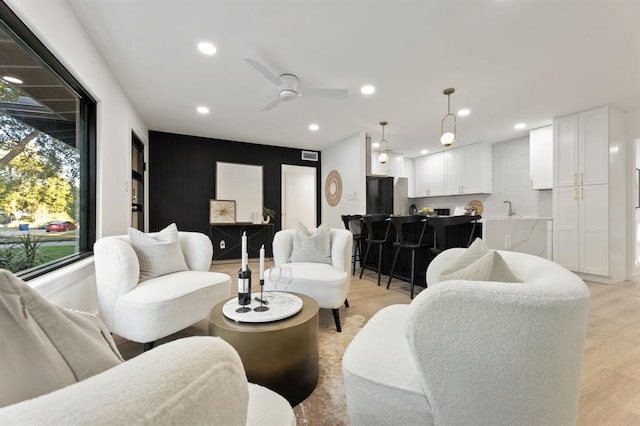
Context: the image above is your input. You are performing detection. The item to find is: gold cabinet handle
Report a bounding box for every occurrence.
[580,186,584,199]
[580,173,584,185]
[574,173,578,185]
[574,187,578,200]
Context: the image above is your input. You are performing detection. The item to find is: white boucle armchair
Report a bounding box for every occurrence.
[265,228,352,332]
[342,248,590,426]
[94,231,231,349]
[0,337,296,425]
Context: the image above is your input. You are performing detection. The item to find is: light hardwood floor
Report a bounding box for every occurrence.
[115,260,640,425]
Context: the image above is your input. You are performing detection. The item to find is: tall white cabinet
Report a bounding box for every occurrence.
[552,106,626,283]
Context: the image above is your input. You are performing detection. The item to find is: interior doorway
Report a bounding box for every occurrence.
[131,132,145,230]
[281,165,316,229]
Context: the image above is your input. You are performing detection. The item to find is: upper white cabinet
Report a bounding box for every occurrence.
[553,107,609,188]
[403,157,415,197]
[461,143,492,195]
[552,105,626,283]
[413,153,445,197]
[370,152,404,177]
[411,143,492,198]
[529,125,553,189]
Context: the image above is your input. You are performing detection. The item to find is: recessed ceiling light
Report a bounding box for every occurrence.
[372,142,380,148]
[420,149,429,154]
[514,122,527,130]
[458,108,471,116]
[2,76,23,84]
[360,85,375,95]
[309,123,319,131]
[197,42,217,55]
[196,106,210,114]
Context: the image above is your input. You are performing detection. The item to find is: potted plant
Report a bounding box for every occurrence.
[262,207,276,224]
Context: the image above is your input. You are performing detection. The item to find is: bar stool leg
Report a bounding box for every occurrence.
[410,249,416,299]
[359,242,372,279]
[377,244,383,286]
[387,247,401,289]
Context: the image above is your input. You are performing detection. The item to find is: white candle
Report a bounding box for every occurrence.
[259,245,265,280]
[241,232,247,271]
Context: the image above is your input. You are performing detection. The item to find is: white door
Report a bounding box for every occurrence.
[579,107,609,186]
[282,165,316,229]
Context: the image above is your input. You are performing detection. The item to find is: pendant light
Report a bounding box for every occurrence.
[440,88,457,147]
[378,121,389,164]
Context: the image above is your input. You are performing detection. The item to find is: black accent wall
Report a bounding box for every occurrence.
[148,131,322,236]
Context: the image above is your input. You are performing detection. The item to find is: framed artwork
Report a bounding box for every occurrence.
[210,200,236,223]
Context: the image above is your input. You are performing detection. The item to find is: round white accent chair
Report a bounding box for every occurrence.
[342,247,590,426]
[264,228,352,332]
[94,231,231,349]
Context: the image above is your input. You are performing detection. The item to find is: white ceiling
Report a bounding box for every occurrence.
[67,0,640,158]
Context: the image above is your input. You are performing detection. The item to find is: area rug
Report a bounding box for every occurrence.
[293,314,365,425]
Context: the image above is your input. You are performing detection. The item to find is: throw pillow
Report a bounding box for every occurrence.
[289,222,332,264]
[128,223,189,281]
[0,269,123,408]
[440,250,521,283]
[439,237,490,277]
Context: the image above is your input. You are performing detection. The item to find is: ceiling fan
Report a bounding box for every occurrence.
[244,57,348,111]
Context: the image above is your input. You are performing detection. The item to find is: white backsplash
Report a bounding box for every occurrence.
[412,136,552,218]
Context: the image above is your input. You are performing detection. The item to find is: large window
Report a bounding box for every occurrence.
[0,4,96,278]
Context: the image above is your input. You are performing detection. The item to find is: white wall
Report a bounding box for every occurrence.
[413,136,552,218]
[7,0,148,312]
[321,132,367,229]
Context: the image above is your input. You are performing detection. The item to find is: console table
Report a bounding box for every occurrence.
[210,223,275,261]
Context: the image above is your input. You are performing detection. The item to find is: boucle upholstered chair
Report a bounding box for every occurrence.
[264,227,352,332]
[343,247,590,426]
[94,231,231,349]
[0,269,295,425]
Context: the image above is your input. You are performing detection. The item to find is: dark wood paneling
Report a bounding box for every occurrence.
[148,131,321,237]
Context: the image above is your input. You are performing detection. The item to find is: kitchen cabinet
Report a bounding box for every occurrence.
[412,153,444,197]
[403,157,415,197]
[444,143,492,195]
[553,184,608,276]
[370,152,404,177]
[554,107,609,188]
[552,105,626,282]
[411,143,491,198]
[529,125,553,189]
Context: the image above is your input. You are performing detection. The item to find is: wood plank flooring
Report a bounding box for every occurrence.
[115,260,640,425]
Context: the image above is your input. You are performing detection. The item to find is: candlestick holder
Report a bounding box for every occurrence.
[254,279,269,312]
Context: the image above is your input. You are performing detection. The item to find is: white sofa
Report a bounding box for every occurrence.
[264,228,352,331]
[94,231,231,347]
[342,248,590,426]
[0,336,296,425]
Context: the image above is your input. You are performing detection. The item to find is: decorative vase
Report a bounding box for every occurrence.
[262,216,270,224]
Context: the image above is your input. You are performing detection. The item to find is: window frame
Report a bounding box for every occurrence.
[1,2,97,280]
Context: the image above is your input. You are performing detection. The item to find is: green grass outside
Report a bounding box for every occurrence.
[39,245,77,263]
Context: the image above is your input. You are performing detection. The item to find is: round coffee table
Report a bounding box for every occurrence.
[209,292,319,406]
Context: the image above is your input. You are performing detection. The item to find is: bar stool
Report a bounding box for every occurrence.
[341,214,364,275]
[387,215,430,299]
[359,214,392,286]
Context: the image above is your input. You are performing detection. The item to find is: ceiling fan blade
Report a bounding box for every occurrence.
[301,88,348,99]
[261,95,282,111]
[244,57,282,87]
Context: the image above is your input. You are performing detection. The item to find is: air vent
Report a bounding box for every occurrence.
[301,150,318,161]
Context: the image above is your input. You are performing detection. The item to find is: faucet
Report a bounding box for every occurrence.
[503,200,515,217]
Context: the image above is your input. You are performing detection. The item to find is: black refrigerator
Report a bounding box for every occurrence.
[366,176,394,214]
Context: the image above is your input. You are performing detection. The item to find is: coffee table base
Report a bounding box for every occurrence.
[209,293,319,406]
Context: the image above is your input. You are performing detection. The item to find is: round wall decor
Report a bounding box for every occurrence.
[325,170,342,206]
